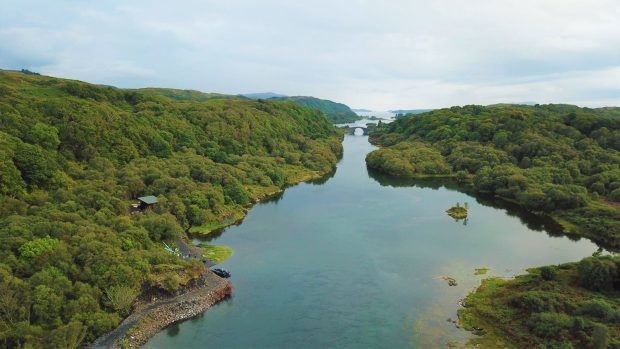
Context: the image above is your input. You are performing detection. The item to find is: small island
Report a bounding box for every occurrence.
[446,202,468,220]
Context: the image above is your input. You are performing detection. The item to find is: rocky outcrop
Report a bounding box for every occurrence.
[90,271,232,349]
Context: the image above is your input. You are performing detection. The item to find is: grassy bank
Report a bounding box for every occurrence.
[459,256,620,348]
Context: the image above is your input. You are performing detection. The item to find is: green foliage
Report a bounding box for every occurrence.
[577,256,619,292]
[577,299,620,322]
[271,96,360,123]
[459,256,620,349]
[0,71,342,346]
[13,142,56,186]
[18,236,59,259]
[367,104,620,249]
[104,285,138,316]
[49,321,87,349]
[198,244,233,264]
[527,312,572,338]
[540,266,558,281]
[446,203,468,220]
[162,273,181,293]
[366,141,451,177]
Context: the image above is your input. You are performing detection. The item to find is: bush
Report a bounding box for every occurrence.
[527,312,572,338]
[577,257,619,291]
[590,324,610,349]
[540,266,558,281]
[162,273,181,293]
[104,285,138,316]
[510,292,561,312]
[577,299,620,323]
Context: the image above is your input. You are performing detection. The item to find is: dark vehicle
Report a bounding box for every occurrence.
[211,268,231,278]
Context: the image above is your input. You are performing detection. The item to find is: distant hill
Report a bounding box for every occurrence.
[390,109,433,117]
[596,106,620,119]
[352,108,372,113]
[271,96,361,123]
[137,89,361,123]
[242,92,287,99]
[137,88,240,101]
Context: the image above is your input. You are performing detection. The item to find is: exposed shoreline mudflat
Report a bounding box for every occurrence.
[90,270,232,349]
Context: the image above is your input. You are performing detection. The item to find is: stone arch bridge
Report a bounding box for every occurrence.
[338,124,377,135]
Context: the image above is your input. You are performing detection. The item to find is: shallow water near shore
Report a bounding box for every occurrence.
[146,135,599,348]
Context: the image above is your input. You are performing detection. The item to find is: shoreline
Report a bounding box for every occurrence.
[189,167,336,238]
[90,270,232,349]
[90,166,338,348]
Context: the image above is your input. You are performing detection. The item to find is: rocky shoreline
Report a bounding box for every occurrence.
[90,270,232,349]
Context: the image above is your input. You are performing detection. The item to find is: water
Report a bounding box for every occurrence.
[146,135,599,349]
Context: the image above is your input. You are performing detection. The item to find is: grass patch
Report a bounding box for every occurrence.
[198,244,233,264]
[474,267,489,275]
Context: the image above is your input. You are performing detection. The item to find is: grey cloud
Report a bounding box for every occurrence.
[1,0,618,109]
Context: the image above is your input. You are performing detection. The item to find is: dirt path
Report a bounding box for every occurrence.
[89,271,231,348]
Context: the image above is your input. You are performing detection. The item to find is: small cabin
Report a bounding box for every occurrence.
[131,195,158,212]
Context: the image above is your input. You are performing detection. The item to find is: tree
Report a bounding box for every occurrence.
[13,142,55,186]
[0,152,25,196]
[540,266,557,281]
[577,257,618,291]
[104,285,138,316]
[49,321,87,349]
[32,285,63,327]
[26,123,60,149]
[18,236,59,260]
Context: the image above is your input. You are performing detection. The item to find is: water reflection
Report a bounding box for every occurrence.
[148,136,599,349]
[366,167,575,240]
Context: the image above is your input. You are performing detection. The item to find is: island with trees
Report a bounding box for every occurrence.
[0,70,343,348]
[446,202,468,220]
[366,104,620,348]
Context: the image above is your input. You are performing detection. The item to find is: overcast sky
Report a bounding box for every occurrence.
[1,0,619,109]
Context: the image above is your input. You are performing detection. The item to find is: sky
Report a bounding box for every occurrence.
[1,0,619,110]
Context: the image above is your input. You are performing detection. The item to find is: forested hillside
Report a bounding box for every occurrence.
[367,104,620,249]
[136,87,240,102]
[459,255,620,348]
[367,104,620,348]
[271,96,360,123]
[0,71,342,347]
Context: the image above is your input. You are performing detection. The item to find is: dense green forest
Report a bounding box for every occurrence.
[459,255,620,348]
[141,90,361,124]
[270,96,361,123]
[0,71,342,348]
[136,88,240,102]
[366,104,620,348]
[367,104,620,250]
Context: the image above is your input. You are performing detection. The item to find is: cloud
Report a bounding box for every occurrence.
[1,0,618,109]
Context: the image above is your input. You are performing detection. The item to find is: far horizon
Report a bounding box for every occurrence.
[6,68,619,112]
[2,1,619,110]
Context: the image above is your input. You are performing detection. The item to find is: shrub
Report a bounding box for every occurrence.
[162,273,181,293]
[527,312,572,338]
[511,292,561,312]
[577,257,618,291]
[577,299,613,319]
[104,285,138,316]
[540,266,558,281]
[590,324,610,349]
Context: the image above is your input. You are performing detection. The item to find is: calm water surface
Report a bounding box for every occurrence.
[146,135,598,348]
